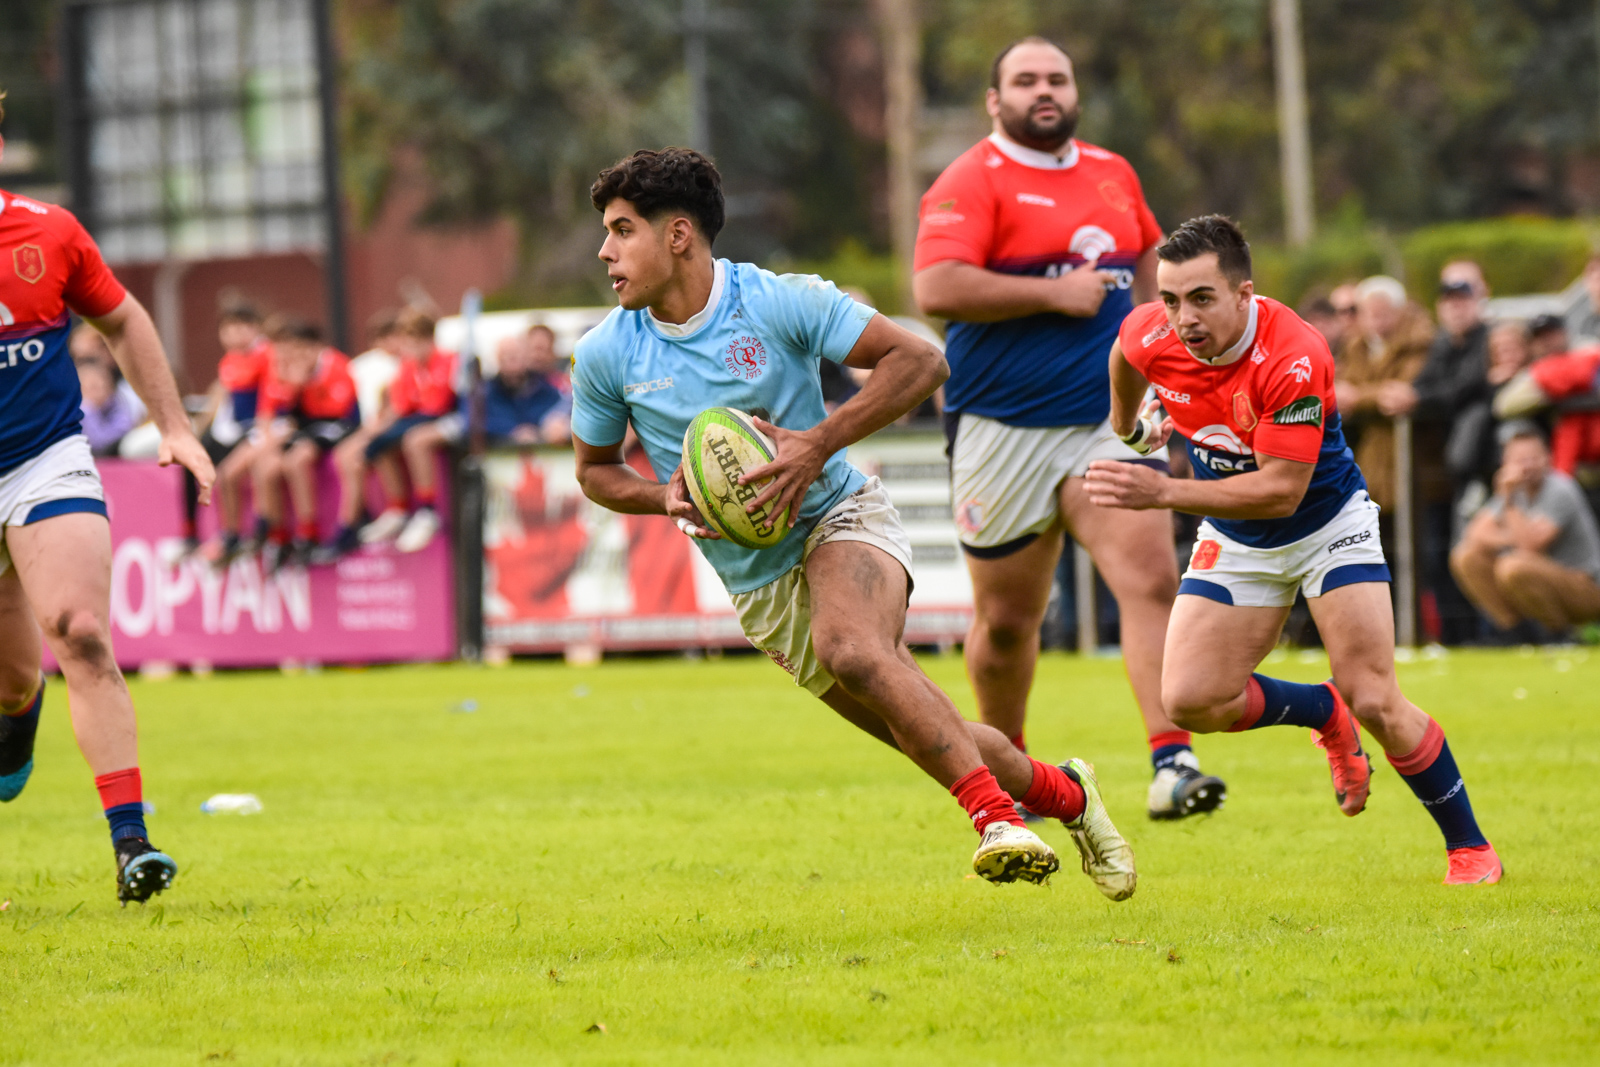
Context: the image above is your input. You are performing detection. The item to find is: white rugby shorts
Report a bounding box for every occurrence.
[1178,490,1389,609]
[729,476,914,698]
[948,413,1169,556]
[0,435,108,576]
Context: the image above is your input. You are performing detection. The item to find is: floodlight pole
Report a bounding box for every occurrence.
[685,0,711,154]
[312,0,350,352]
[1271,0,1315,246]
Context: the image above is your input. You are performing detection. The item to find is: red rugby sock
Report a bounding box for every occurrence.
[296,519,318,542]
[1021,758,1086,822]
[949,767,1021,835]
[95,767,142,809]
[1008,732,1027,752]
[414,488,437,509]
[1149,729,1192,752]
[1226,677,1267,732]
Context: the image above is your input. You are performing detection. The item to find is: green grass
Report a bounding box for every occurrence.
[2,648,1598,1065]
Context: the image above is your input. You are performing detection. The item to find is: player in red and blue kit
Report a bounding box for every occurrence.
[914,37,1225,822]
[1087,215,1501,884]
[0,97,215,902]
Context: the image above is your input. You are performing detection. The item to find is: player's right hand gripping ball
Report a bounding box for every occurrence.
[681,407,790,549]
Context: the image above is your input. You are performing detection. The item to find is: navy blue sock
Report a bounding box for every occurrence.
[1389,720,1488,850]
[1229,674,1336,731]
[0,683,43,776]
[104,802,148,843]
[1149,729,1194,772]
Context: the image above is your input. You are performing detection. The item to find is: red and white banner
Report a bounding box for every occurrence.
[482,440,974,653]
[62,459,455,670]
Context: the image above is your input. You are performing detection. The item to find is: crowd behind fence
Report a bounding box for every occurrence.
[76,255,1600,667]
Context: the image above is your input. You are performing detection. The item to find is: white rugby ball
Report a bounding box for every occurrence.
[681,407,790,549]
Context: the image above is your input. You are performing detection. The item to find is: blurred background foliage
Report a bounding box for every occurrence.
[8,0,1600,309]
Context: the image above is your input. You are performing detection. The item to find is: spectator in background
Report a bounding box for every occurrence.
[1334,274,1442,514]
[349,309,402,428]
[386,325,573,554]
[250,318,359,572]
[1494,317,1600,506]
[1528,312,1569,360]
[1298,293,1342,351]
[1569,254,1600,345]
[77,356,136,455]
[328,307,457,554]
[181,305,270,556]
[69,323,146,427]
[1450,424,1600,637]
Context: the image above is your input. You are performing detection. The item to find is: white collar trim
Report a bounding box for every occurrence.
[987,132,1079,170]
[1191,296,1260,367]
[649,259,725,339]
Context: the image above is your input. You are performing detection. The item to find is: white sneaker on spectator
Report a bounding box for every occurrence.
[396,507,440,553]
[359,507,410,544]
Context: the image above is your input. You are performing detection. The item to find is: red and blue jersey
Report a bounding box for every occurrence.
[1118,296,1368,548]
[914,135,1162,427]
[0,191,127,473]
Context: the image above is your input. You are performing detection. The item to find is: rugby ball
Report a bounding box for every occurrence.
[681,407,790,549]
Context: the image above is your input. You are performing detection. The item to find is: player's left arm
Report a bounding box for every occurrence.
[742,314,946,526]
[1085,451,1315,519]
[85,293,215,502]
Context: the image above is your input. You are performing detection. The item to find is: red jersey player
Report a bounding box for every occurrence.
[1086,215,1501,884]
[0,94,214,902]
[913,38,1225,823]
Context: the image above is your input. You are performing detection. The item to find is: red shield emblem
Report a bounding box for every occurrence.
[1098,180,1132,213]
[12,244,45,285]
[1233,391,1257,431]
[1191,539,1222,571]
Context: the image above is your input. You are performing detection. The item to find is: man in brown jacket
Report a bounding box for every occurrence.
[1333,275,1444,513]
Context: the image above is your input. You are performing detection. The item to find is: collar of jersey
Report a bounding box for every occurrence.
[986,133,1079,171]
[647,259,727,339]
[1191,296,1260,367]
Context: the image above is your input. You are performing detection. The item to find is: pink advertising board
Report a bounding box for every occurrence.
[57,459,455,671]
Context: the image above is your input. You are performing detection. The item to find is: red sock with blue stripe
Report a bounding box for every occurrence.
[1387,718,1488,850]
[95,767,148,843]
[1227,675,1336,731]
[1149,729,1193,771]
[949,767,1022,834]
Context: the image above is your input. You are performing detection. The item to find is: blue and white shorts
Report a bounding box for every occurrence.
[1178,490,1390,609]
[0,434,106,576]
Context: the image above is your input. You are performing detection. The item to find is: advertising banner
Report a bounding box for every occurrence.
[67,459,455,671]
[482,434,974,653]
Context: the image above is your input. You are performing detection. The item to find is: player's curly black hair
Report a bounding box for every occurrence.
[590,148,725,246]
[1158,214,1253,286]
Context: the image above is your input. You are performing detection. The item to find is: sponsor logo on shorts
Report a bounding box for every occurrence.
[955,499,985,536]
[1016,192,1056,207]
[764,648,799,677]
[724,335,768,381]
[1326,530,1372,554]
[624,376,674,395]
[1286,355,1313,383]
[12,244,45,285]
[1154,384,1189,405]
[1191,539,1221,570]
[65,469,97,479]
[1273,395,1323,426]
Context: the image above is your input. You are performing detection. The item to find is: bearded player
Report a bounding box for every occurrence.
[1086,215,1500,884]
[914,38,1225,821]
[570,147,1136,898]
[0,92,215,902]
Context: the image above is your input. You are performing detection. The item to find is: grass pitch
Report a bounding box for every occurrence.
[2,648,1597,1065]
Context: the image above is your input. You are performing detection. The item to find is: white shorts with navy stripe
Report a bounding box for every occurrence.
[1178,490,1389,609]
[0,434,107,576]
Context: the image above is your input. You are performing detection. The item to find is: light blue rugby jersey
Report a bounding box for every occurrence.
[572,259,874,594]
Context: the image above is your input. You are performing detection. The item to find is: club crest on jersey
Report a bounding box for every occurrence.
[1286,355,1313,383]
[12,244,45,285]
[1233,392,1258,430]
[724,335,768,380]
[1272,395,1323,426]
[1098,181,1132,213]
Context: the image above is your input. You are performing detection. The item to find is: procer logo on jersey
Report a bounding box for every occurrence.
[1154,384,1190,405]
[624,376,674,396]
[1272,395,1323,427]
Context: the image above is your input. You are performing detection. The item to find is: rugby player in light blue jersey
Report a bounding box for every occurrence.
[570,147,1135,897]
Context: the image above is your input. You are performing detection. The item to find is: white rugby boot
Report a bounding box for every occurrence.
[1062,759,1138,901]
[972,822,1059,885]
[1147,749,1228,821]
[359,507,410,544]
